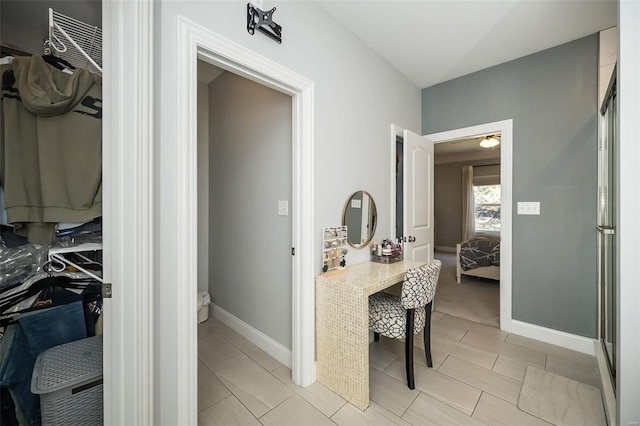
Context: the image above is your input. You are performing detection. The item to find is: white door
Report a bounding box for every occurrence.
[403,129,434,263]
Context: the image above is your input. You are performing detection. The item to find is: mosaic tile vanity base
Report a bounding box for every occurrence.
[315,260,425,411]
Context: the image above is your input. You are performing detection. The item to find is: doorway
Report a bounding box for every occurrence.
[392,120,513,330]
[426,121,513,330]
[196,57,293,355]
[433,135,502,328]
[173,18,316,422]
[196,59,294,420]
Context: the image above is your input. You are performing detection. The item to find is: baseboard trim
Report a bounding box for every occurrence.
[595,341,617,426]
[504,319,595,355]
[435,246,456,253]
[210,304,292,368]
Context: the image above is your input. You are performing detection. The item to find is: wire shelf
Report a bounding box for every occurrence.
[48,8,102,75]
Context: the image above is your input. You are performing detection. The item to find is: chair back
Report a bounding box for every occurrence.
[401,259,442,310]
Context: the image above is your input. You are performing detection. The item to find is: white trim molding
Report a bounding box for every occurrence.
[175,17,316,423]
[102,0,154,424]
[211,304,292,368]
[424,119,513,332]
[508,320,595,355]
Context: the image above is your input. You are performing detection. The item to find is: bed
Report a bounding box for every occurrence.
[456,236,500,283]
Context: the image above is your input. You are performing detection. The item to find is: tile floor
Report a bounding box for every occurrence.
[198,312,604,425]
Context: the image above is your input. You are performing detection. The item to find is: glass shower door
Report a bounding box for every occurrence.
[598,72,616,383]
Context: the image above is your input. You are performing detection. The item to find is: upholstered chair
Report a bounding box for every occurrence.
[368,259,442,389]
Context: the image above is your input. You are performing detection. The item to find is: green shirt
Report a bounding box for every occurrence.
[1,56,102,244]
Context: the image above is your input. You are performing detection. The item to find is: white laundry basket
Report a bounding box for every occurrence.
[31,336,103,426]
[197,292,211,323]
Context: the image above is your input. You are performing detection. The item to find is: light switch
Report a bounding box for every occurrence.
[517,201,540,215]
[278,200,288,216]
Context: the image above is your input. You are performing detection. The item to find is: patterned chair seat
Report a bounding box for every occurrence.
[368,259,442,390]
[369,292,426,339]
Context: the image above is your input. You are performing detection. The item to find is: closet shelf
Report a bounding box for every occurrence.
[48,243,103,283]
[48,8,102,74]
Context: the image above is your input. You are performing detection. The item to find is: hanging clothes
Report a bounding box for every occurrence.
[0,301,88,426]
[0,55,102,244]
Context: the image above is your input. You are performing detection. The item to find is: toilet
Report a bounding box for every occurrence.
[197,292,211,323]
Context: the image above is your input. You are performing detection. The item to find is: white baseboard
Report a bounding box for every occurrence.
[595,341,617,426]
[504,319,596,355]
[210,304,292,368]
[435,246,456,253]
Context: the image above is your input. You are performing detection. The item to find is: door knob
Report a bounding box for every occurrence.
[408,236,416,242]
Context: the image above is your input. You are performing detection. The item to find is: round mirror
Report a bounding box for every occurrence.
[342,191,377,248]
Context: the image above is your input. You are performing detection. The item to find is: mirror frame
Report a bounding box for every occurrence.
[342,190,377,248]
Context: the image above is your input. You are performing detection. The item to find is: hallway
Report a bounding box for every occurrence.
[198,312,604,425]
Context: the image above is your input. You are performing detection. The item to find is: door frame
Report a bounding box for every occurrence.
[104,7,315,423]
[391,120,513,329]
[175,16,316,421]
[102,1,155,424]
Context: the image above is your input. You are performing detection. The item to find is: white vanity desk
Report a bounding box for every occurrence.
[315,259,425,410]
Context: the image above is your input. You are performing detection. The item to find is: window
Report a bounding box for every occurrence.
[473,184,501,233]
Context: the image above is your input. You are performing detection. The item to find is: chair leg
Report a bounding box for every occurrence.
[405,309,415,389]
[374,332,380,342]
[424,301,433,368]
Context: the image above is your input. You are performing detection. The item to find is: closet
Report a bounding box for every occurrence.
[1,2,104,425]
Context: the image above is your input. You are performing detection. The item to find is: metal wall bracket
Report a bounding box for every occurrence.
[247,3,282,44]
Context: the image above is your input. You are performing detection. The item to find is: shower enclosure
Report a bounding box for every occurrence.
[598,65,617,385]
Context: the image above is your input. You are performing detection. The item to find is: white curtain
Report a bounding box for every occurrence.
[461,165,475,241]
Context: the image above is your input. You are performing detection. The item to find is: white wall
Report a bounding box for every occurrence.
[617,1,640,423]
[154,1,421,423]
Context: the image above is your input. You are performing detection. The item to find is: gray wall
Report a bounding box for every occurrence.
[434,162,463,249]
[208,71,293,349]
[423,35,598,338]
[197,81,209,294]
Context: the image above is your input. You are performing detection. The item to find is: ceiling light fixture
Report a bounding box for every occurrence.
[479,135,500,149]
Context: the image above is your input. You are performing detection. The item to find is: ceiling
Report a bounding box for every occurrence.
[434,135,501,165]
[3,1,613,160]
[2,1,616,90]
[316,0,616,89]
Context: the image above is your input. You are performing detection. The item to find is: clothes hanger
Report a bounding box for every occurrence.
[0,275,96,313]
[0,277,100,328]
[42,54,75,72]
[42,36,75,72]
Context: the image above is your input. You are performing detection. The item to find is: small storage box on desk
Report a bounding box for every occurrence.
[321,226,349,275]
[370,239,403,264]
